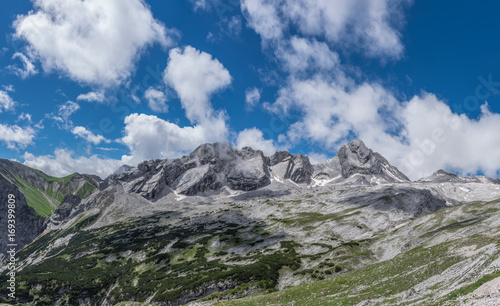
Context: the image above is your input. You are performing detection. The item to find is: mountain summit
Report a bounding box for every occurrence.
[104,140,408,199]
[312,139,410,185]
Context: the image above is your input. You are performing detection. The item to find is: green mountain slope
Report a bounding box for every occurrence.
[0,159,100,217]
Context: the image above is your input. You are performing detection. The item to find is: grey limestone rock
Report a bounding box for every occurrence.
[105,140,414,199]
[269,151,313,184]
[50,194,82,225]
[106,142,272,198]
[313,139,410,185]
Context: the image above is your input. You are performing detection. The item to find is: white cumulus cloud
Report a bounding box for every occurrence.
[277,37,340,73]
[245,87,261,110]
[267,74,500,180]
[23,149,122,178]
[144,87,168,113]
[241,0,285,41]
[164,46,232,125]
[190,0,209,11]
[71,126,110,145]
[8,52,38,79]
[236,127,281,156]
[13,0,177,87]
[396,96,500,179]
[120,113,227,166]
[242,0,409,58]
[0,89,16,112]
[18,113,32,122]
[0,124,36,149]
[51,101,80,129]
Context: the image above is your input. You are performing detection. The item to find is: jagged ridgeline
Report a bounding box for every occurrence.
[2,140,500,305]
[0,159,100,217]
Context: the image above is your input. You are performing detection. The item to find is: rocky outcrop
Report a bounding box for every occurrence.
[50,194,82,225]
[268,151,313,184]
[227,147,270,191]
[338,140,382,177]
[313,140,410,185]
[0,181,46,261]
[343,186,447,219]
[107,143,272,199]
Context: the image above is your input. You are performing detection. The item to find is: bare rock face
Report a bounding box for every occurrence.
[312,155,342,180]
[313,140,410,185]
[169,144,271,195]
[268,151,313,184]
[106,143,272,198]
[106,140,414,199]
[103,159,171,200]
[338,140,382,177]
[50,194,82,226]
[343,186,447,219]
[227,147,271,191]
[0,181,46,261]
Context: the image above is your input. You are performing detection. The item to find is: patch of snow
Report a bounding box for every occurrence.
[382,164,404,182]
[311,176,341,187]
[173,190,186,201]
[269,165,284,183]
[221,186,246,198]
[459,187,471,193]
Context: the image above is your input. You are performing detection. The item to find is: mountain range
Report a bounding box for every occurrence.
[2,140,500,305]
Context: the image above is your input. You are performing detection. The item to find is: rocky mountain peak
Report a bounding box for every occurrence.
[346,139,372,163]
[268,151,294,166]
[337,139,382,178]
[189,142,235,163]
[102,140,414,199]
[313,139,410,184]
[107,142,271,199]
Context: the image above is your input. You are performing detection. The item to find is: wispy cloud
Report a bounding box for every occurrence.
[71,126,110,145]
[76,91,105,103]
[8,52,38,79]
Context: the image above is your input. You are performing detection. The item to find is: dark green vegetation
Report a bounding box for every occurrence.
[447,270,500,301]
[0,159,99,217]
[225,235,499,305]
[0,212,306,305]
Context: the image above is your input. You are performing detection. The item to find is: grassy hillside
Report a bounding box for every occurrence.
[0,159,99,217]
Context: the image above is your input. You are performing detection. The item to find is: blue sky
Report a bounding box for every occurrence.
[0,0,499,180]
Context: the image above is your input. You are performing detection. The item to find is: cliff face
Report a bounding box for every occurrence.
[0,181,46,261]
